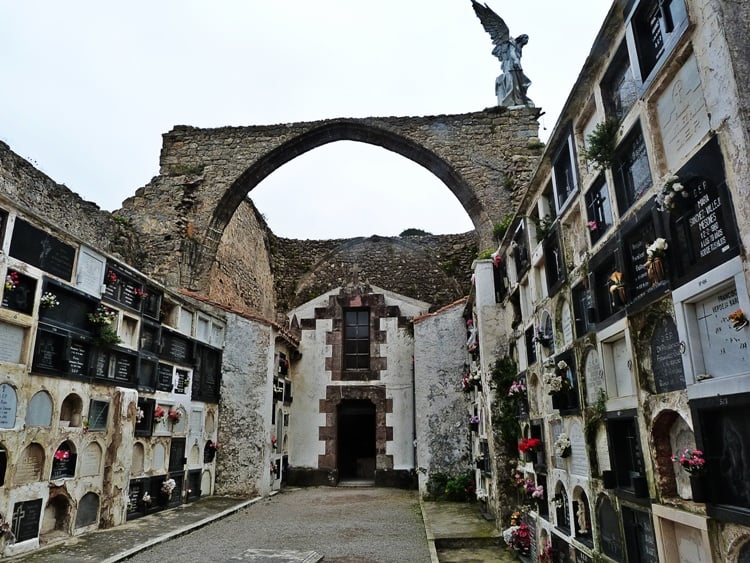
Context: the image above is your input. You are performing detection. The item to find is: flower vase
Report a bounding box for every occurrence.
[734,320,749,331]
[689,474,707,503]
[648,258,665,284]
[616,286,626,305]
[560,447,571,459]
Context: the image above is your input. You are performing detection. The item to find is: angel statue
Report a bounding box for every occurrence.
[471,1,533,107]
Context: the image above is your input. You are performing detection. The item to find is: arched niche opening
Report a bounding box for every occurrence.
[40,493,72,543]
[131,443,145,475]
[572,486,592,545]
[60,394,84,427]
[652,409,695,499]
[553,482,570,532]
[79,442,102,477]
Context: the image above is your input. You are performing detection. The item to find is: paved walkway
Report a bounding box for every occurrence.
[8,488,516,562]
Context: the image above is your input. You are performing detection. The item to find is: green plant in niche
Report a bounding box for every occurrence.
[490,356,521,457]
[533,214,554,241]
[477,248,494,260]
[582,118,619,169]
[493,215,513,241]
[96,324,122,346]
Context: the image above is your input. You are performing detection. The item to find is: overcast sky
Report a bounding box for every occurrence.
[0,1,612,239]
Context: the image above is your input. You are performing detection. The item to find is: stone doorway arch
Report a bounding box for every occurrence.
[118,109,540,291]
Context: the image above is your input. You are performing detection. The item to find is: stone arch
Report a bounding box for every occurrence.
[652,409,694,499]
[553,481,570,530]
[118,110,540,290]
[729,535,750,562]
[189,444,200,466]
[79,442,102,477]
[201,469,212,496]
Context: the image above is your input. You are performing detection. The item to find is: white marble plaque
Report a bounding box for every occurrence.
[0,383,17,428]
[569,422,588,477]
[656,54,710,171]
[596,427,611,472]
[612,337,634,397]
[583,349,605,406]
[174,407,188,434]
[189,444,200,466]
[201,470,212,496]
[75,246,106,297]
[205,411,216,434]
[674,522,710,563]
[190,409,202,435]
[695,286,749,378]
[551,420,565,470]
[16,443,44,483]
[0,323,24,364]
[561,302,574,347]
[80,443,102,476]
[153,443,166,471]
[26,391,52,426]
[131,443,145,475]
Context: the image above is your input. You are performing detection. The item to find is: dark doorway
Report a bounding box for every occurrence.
[337,400,376,480]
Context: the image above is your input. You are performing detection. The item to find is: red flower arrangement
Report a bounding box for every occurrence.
[153,405,166,423]
[133,287,148,298]
[517,437,542,453]
[53,449,70,461]
[509,522,531,555]
[106,269,118,285]
[168,409,181,423]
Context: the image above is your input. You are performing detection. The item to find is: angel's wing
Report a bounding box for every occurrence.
[471,1,510,61]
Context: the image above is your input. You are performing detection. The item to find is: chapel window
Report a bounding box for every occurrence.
[630,0,688,81]
[585,177,614,245]
[344,309,370,370]
[552,135,578,212]
[602,44,639,122]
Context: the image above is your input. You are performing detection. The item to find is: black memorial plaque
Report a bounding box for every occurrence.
[113,352,136,384]
[12,498,43,542]
[161,330,192,364]
[157,363,174,392]
[33,328,67,374]
[9,219,76,281]
[625,220,657,299]
[67,339,90,378]
[93,349,111,380]
[526,516,537,560]
[142,289,162,320]
[688,179,730,261]
[575,549,593,563]
[174,368,189,395]
[651,316,686,393]
[169,438,186,472]
[127,479,146,519]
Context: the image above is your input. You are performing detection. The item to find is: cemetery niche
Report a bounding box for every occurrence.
[2,269,37,315]
[50,442,76,480]
[651,316,686,393]
[9,219,76,281]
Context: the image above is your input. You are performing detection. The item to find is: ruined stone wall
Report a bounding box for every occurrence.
[215,314,273,497]
[271,232,477,314]
[115,109,542,291]
[413,300,471,494]
[206,200,275,318]
[0,142,142,266]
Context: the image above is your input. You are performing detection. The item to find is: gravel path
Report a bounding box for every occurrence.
[125,487,431,563]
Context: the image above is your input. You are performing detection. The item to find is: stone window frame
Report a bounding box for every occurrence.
[605,410,649,499]
[601,41,640,123]
[584,175,614,246]
[87,399,110,432]
[625,0,689,86]
[551,133,580,214]
[317,385,393,476]
[611,122,653,216]
[343,308,370,371]
[672,256,750,396]
[597,318,637,411]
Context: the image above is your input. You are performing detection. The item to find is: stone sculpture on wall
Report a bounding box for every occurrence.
[471,1,533,107]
